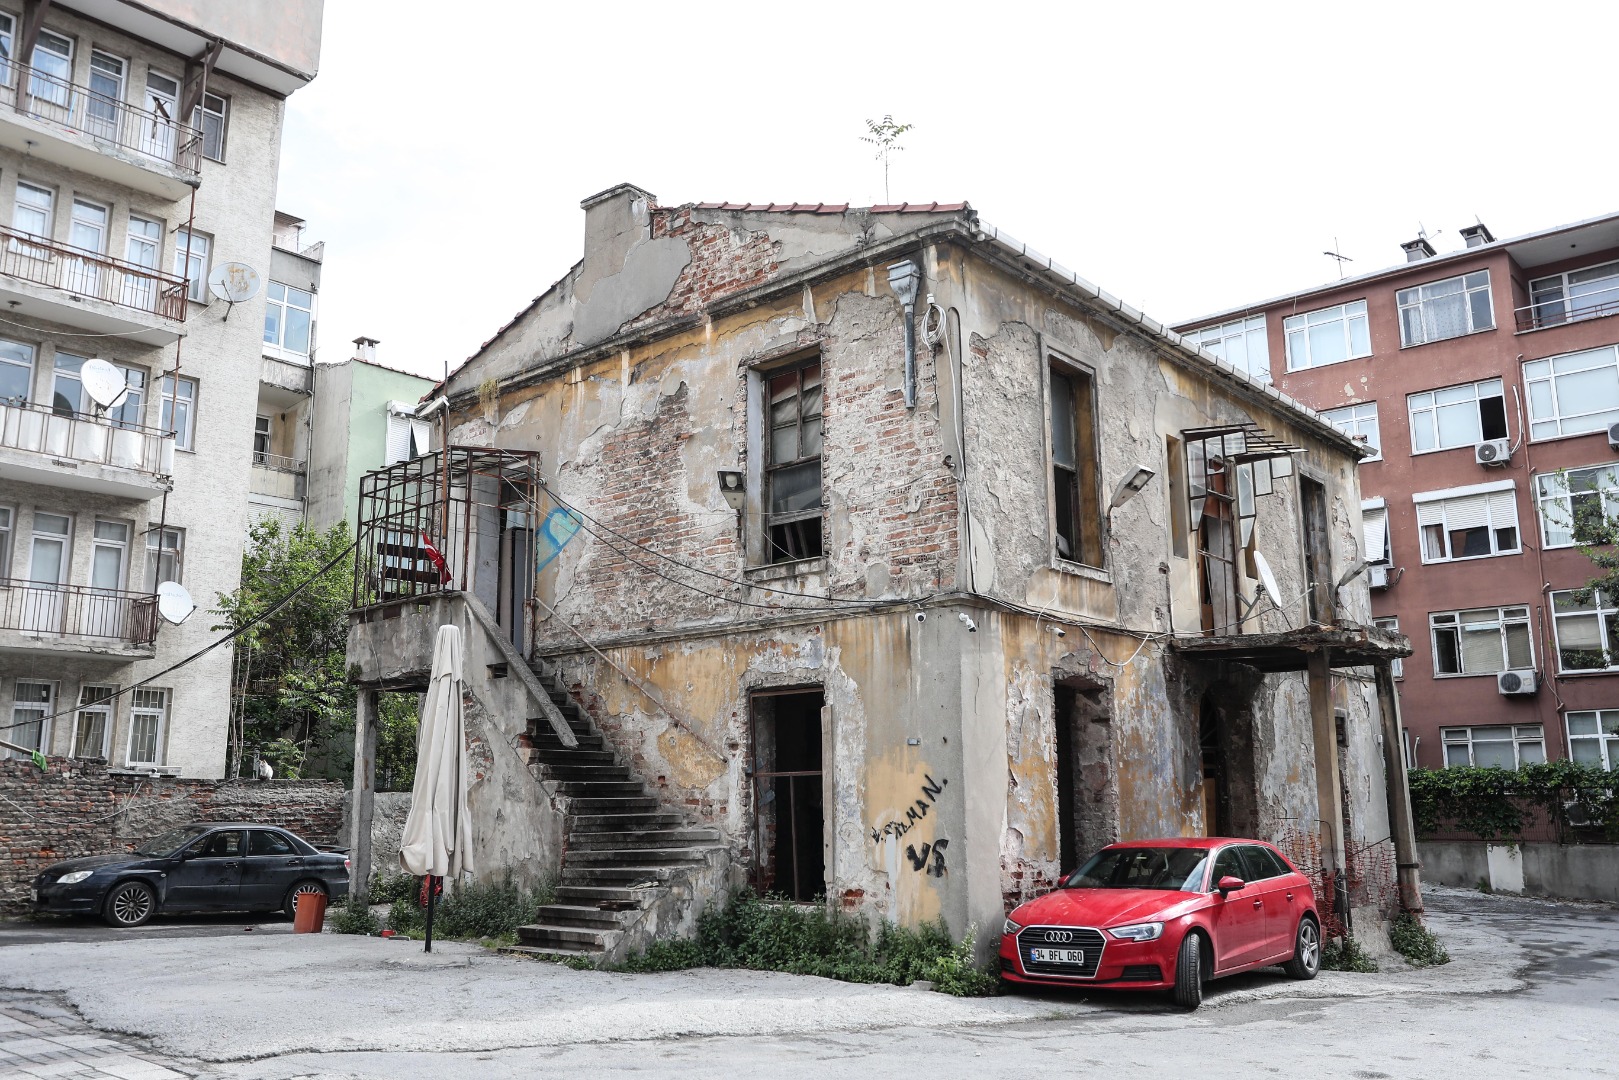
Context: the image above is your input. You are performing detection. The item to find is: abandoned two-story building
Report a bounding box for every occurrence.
[345,184,1413,963]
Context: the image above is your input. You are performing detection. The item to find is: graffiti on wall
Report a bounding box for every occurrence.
[871,773,949,877]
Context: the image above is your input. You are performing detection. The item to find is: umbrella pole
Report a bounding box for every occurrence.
[424,875,437,953]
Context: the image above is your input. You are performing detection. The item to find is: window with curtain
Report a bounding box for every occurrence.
[1441,725,1544,769]
[72,685,116,759]
[1551,589,1619,672]
[1431,606,1532,676]
[1528,260,1619,329]
[1415,485,1520,562]
[1397,271,1494,346]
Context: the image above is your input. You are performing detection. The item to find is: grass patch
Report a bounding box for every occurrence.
[617,888,998,996]
[331,900,380,935]
[1320,934,1378,973]
[384,873,556,942]
[1389,913,1450,967]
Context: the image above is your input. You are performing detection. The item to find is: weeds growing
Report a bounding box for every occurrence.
[330,900,380,936]
[1320,934,1379,973]
[1389,913,1451,967]
[383,873,556,941]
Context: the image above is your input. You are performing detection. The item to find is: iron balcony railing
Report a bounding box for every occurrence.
[0,580,159,644]
[0,225,190,321]
[1516,280,1619,331]
[250,453,307,500]
[0,399,174,479]
[0,58,203,175]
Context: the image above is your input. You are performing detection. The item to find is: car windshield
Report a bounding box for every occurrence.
[1064,847,1209,891]
[133,825,210,856]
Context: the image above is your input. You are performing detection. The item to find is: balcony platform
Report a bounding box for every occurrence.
[0,580,159,662]
[1171,622,1410,673]
[0,226,187,345]
[0,402,173,500]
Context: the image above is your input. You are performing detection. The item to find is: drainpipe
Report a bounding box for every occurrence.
[887,260,922,409]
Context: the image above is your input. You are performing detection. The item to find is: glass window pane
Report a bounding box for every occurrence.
[1444,744,1472,767]
[769,460,821,515]
[1435,402,1481,447]
[1308,322,1347,365]
[1349,315,1370,357]
[771,425,797,463]
[1505,623,1532,669]
[1570,738,1603,764]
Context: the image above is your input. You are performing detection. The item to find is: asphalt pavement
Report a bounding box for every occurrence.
[0,886,1611,1079]
[0,912,293,947]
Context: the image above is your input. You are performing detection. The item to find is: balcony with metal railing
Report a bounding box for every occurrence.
[0,579,159,660]
[0,400,174,500]
[0,226,190,342]
[1516,279,1619,332]
[0,58,203,200]
[249,452,308,502]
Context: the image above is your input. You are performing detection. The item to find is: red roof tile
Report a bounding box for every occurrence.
[690,201,966,214]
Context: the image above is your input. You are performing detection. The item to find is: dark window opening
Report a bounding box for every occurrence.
[1054,681,1116,875]
[1301,476,1332,624]
[1479,394,1508,441]
[765,357,823,564]
[751,689,825,901]
[1200,695,1231,838]
[1050,364,1101,566]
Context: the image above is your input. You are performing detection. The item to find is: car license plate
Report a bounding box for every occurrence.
[1030,948,1085,964]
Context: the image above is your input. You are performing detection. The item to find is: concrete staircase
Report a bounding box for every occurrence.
[507,664,726,964]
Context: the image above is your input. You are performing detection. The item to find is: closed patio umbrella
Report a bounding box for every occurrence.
[398,623,474,950]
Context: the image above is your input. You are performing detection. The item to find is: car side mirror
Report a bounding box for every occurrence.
[1216,875,1246,896]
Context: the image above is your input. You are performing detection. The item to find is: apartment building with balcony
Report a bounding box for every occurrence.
[0,1,323,777]
[247,211,322,533]
[1174,212,1619,774]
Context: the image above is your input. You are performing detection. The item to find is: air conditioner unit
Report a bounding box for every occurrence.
[1475,439,1512,466]
[1496,669,1538,696]
[1608,422,1619,453]
[1565,799,1597,828]
[1368,564,1391,589]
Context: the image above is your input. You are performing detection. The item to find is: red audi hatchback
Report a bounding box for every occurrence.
[999,837,1321,1009]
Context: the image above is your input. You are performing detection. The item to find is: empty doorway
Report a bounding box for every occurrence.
[751,689,825,901]
[1200,694,1231,837]
[1054,681,1116,873]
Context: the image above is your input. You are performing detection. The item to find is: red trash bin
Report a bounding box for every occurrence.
[292,889,328,933]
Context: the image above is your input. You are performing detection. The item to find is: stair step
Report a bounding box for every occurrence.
[532,904,630,930]
[541,764,634,781]
[560,866,675,886]
[533,733,606,751]
[517,923,614,949]
[502,944,600,961]
[569,828,721,850]
[527,748,618,765]
[554,781,647,797]
[568,811,686,831]
[554,885,665,907]
[568,848,714,867]
[567,798,663,815]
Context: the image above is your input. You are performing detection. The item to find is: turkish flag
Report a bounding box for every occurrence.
[421,532,451,584]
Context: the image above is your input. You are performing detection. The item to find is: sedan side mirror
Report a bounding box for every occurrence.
[1216,875,1246,896]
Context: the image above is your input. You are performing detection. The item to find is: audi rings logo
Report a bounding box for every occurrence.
[1043,930,1074,943]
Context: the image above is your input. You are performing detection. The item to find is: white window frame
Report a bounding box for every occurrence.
[1523,345,1619,442]
[1441,724,1545,770]
[1374,616,1403,679]
[384,404,430,466]
[263,280,315,357]
[1406,377,1506,454]
[1414,481,1521,563]
[1397,270,1494,347]
[1535,465,1619,549]
[161,374,197,450]
[146,525,184,591]
[173,229,210,302]
[1551,588,1619,674]
[193,90,227,162]
[0,336,34,406]
[1362,498,1390,565]
[126,686,168,766]
[71,684,116,759]
[1184,315,1270,382]
[7,680,57,760]
[0,504,13,577]
[1320,401,1381,461]
[1528,260,1619,330]
[12,180,55,239]
[1430,605,1533,677]
[1566,710,1619,769]
[1283,299,1371,371]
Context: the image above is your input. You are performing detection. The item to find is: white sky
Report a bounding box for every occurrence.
[276,0,1619,381]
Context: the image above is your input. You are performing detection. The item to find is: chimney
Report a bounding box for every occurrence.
[352,336,379,362]
[1401,237,1436,262]
[1460,223,1495,248]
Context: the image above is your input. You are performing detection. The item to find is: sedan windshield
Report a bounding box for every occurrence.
[133,824,210,857]
[1065,847,1209,891]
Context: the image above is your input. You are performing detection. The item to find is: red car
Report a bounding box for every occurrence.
[999,838,1321,1009]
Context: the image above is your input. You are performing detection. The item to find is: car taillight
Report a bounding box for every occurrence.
[344,858,351,871]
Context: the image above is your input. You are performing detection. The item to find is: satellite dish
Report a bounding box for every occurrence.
[208,261,261,304]
[1252,551,1282,607]
[79,358,128,409]
[156,581,195,625]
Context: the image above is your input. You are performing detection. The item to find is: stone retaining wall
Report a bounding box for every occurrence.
[0,757,344,914]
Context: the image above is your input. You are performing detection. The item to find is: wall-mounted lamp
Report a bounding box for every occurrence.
[887,260,922,410]
[717,469,745,512]
[1108,465,1157,511]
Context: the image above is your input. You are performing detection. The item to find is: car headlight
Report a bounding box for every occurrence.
[57,871,94,885]
[1107,921,1164,941]
[1003,917,1023,936]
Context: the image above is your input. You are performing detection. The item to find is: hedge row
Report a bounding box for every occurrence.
[1407,762,1619,841]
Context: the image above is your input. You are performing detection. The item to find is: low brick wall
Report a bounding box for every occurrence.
[0,757,344,915]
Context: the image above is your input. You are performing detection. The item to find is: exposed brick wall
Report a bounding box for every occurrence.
[620,207,783,332]
[0,757,343,914]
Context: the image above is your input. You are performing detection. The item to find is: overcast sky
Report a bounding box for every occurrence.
[276,0,1617,381]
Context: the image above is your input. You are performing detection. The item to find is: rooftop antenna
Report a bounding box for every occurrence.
[1322,237,1353,279]
[207,261,262,321]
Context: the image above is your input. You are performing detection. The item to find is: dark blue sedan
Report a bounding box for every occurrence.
[33,822,350,927]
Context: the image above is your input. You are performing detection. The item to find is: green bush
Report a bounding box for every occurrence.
[1320,935,1378,973]
[617,889,998,995]
[369,872,418,905]
[1407,762,1619,840]
[1389,914,1450,967]
[383,873,555,941]
[331,900,379,935]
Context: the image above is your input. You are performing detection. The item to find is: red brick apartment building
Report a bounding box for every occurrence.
[1175,213,1619,773]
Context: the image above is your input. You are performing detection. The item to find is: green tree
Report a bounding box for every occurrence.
[215,519,364,779]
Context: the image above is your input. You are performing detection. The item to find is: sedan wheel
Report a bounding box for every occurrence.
[284,880,327,920]
[103,881,156,928]
[1284,917,1321,980]
[1172,931,1204,1010]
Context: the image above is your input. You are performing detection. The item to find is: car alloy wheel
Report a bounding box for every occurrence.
[284,880,326,920]
[1284,917,1321,980]
[104,881,156,928]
